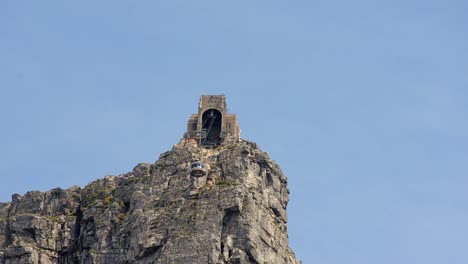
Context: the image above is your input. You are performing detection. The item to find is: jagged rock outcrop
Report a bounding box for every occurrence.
[0,139,299,264]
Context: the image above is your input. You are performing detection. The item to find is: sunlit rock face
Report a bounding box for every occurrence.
[0,139,300,264]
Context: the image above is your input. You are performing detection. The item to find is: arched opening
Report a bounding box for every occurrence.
[202,108,222,146]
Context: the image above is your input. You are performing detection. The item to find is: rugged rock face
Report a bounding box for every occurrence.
[0,139,299,264]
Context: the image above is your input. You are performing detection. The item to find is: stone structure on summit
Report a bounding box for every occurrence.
[185,94,240,146]
[0,95,300,264]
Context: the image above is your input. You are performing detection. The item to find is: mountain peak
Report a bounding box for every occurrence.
[0,96,299,263]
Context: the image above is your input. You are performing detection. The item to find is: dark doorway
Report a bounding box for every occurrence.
[202,109,222,146]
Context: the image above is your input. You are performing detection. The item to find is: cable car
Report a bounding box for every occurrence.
[190,161,208,177]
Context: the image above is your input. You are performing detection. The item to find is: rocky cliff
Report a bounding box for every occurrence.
[0,139,299,264]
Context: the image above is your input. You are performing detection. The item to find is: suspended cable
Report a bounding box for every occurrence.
[202,115,216,146]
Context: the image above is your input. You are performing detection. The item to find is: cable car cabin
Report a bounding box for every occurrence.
[190,161,208,177]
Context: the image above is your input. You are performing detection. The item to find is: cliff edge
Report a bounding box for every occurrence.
[0,139,299,263]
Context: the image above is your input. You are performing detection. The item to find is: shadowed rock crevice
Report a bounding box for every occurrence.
[219,207,242,263]
[136,244,164,260]
[3,203,13,248]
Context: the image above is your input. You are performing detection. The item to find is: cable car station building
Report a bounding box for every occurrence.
[185,95,240,146]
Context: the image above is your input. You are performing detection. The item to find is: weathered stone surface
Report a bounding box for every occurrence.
[0,139,300,263]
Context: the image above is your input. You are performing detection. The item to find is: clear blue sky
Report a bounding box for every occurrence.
[1,1,468,263]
